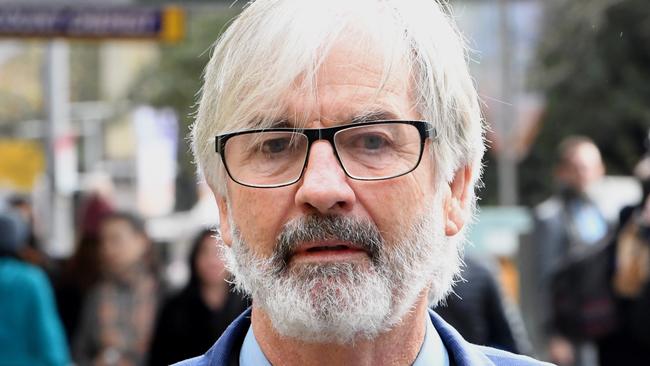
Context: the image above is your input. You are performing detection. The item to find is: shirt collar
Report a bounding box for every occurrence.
[240,324,271,366]
[413,311,450,366]
[239,314,449,366]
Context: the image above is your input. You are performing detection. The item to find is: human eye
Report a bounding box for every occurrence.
[246,132,304,162]
[260,137,291,155]
[358,133,389,150]
[340,130,394,154]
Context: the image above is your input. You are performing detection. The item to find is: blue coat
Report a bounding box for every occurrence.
[174,308,551,366]
[0,258,70,366]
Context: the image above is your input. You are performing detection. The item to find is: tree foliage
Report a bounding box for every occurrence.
[520,0,650,205]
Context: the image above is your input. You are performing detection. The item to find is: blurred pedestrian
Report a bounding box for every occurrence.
[9,193,53,271]
[0,208,70,365]
[55,191,114,344]
[148,229,248,366]
[434,254,530,354]
[76,191,115,243]
[73,212,159,366]
[595,154,650,365]
[533,136,609,365]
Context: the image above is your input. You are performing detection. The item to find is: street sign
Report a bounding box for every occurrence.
[0,5,184,42]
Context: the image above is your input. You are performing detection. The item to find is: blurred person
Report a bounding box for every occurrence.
[74,172,116,238]
[148,229,248,366]
[0,208,70,365]
[178,0,549,365]
[8,193,60,279]
[73,212,159,366]
[533,136,608,365]
[55,191,114,344]
[76,191,115,243]
[8,193,53,270]
[434,254,530,354]
[593,152,650,365]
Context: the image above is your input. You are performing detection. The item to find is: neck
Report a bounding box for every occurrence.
[107,261,146,284]
[560,185,587,201]
[252,292,430,366]
[200,280,228,310]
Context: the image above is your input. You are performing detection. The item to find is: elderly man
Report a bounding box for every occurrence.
[180,0,548,365]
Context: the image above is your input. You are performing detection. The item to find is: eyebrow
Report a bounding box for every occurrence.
[248,118,291,129]
[259,109,400,130]
[350,110,400,124]
[268,119,292,128]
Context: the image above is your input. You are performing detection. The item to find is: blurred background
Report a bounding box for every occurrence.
[0,0,648,365]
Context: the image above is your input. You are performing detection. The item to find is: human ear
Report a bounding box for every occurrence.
[444,165,472,237]
[217,195,233,247]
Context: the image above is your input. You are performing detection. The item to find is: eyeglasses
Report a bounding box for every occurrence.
[215,120,435,188]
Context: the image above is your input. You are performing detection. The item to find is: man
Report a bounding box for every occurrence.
[181,0,548,365]
[533,136,608,365]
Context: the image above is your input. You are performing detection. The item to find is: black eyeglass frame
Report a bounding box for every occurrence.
[215,120,435,188]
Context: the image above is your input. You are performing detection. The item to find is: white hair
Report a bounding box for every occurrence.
[221,190,462,343]
[192,0,485,217]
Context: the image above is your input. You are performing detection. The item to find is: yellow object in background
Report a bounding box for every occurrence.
[498,256,520,304]
[161,6,185,43]
[0,140,45,191]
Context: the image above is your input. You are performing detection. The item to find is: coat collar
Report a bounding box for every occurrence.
[176,307,544,366]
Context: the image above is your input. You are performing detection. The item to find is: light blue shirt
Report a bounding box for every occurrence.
[239,325,271,366]
[570,201,607,244]
[239,315,449,366]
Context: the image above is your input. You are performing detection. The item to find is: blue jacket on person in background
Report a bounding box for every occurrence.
[174,308,551,366]
[0,258,70,366]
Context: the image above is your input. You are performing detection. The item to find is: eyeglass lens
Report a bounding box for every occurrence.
[223,122,422,187]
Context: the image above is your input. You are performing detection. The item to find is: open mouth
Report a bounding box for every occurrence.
[291,242,367,263]
[305,244,352,253]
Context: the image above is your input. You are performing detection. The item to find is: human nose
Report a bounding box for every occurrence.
[294,141,356,214]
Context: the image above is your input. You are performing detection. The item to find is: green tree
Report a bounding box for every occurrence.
[130,9,240,210]
[521,0,650,205]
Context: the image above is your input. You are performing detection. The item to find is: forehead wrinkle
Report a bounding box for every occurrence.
[275,86,399,126]
[251,83,418,130]
[319,86,415,123]
[318,60,410,96]
[273,44,415,127]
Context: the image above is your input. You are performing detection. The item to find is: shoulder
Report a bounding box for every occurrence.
[172,307,252,366]
[534,197,563,221]
[478,346,552,366]
[173,355,209,366]
[429,310,550,366]
[156,287,201,325]
[0,258,50,288]
[162,287,193,310]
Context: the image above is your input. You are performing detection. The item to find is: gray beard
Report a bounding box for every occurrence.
[220,197,462,344]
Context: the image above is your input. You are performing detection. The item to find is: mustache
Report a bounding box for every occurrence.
[271,215,384,271]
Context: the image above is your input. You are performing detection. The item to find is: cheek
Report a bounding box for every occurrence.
[197,256,220,277]
[356,177,431,243]
[101,237,120,256]
[228,186,296,256]
[99,243,113,262]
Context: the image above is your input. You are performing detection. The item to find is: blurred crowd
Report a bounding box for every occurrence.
[1,132,649,366]
[531,135,650,366]
[0,190,248,366]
